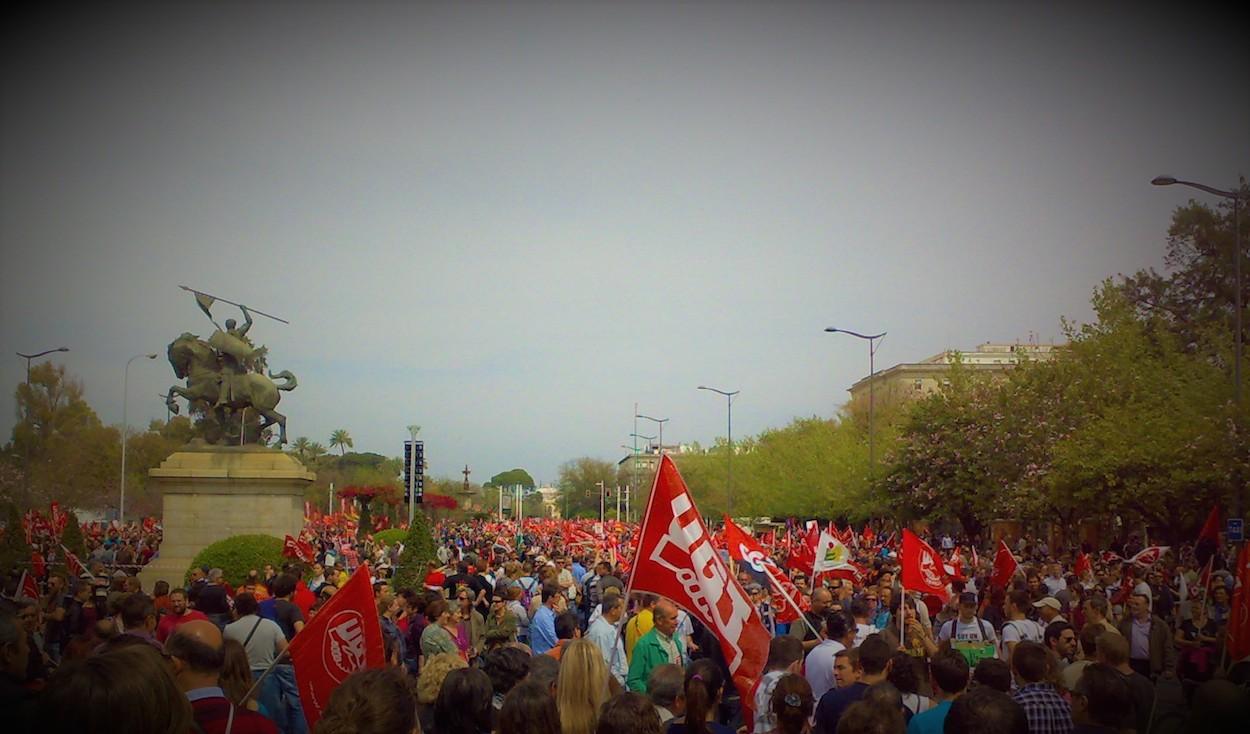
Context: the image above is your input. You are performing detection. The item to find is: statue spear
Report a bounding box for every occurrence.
[179,285,291,325]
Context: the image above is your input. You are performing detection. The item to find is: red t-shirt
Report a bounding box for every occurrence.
[156,610,210,642]
[424,570,446,590]
[294,581,316,618]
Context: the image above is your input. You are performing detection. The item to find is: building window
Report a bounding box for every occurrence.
[913,379,923,391]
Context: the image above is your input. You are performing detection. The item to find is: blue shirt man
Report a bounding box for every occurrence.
[907,649,970,734]
[529,583,561,655]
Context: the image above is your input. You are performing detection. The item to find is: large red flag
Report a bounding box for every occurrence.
[990,540,1020,590]
[1127,546,1169,567]
[1226,543,1250,661]
[632,456,768,699]
[900,529,949,602]
[786,522,817,573]
[288,565,385,731]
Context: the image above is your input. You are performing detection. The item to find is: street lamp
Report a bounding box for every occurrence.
[825,327,887,475]
[16,346,70,384]
[635,414,669,457]
[1152,175,1244,405]
[698,385,739,517]
[120,353,158,522]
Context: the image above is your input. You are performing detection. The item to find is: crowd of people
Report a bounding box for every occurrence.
[3,516,1249,734]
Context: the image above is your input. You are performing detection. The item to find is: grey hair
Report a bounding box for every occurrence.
[208,568,224,581]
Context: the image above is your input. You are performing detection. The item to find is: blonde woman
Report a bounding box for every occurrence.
[417,652,468,734]
[556,638,611,734]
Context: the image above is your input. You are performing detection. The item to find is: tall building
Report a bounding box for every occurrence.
[847,341,1060,408]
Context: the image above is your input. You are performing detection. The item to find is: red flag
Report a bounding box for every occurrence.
[1100,550,1124,565]
[61,545,88,577]
[990,539,1020,590]
[1197,505,1222,545]
[723,516,799,624]
[297,539,317,564]
[18,571,39,600]
[786,523,817,573]
[1225,543,1250,661]
[901,529,949,601]
[30,551,46,579]
[632,457,768,699]
[288,565,385,731]
[1127,546,1169,567]
[862,525,876,548]
[1074,552,1092,580]
[283,534,302,560]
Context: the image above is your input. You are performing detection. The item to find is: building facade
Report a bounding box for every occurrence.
[847,342,1060,408]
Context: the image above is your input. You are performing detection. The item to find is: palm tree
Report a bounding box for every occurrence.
[291,436,312,460]
[329,429,353,456]
[307,442,328,461]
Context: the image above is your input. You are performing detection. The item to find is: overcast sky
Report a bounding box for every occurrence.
[2,2,1246,485]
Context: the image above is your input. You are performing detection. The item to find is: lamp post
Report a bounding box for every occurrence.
[635,414,669,457]
[17,347,70,386]
[120,353,158,522]
[825,327,887,476]
[628,432,656,524]
[1153,175,1246,518]
[698,385,739,517]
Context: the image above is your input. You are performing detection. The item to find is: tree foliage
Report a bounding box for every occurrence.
[557,457,619,518]
[392,510,438,591]
[188,534,285,586]
[486,468,536,490]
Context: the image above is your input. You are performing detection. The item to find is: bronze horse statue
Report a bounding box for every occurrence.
[165,332,297,444]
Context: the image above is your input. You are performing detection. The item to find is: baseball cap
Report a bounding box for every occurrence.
[1033,596,1061,611]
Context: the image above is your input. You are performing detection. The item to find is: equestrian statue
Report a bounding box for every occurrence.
[165,287,297,445]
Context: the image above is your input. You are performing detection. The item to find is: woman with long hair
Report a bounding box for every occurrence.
[219,638,263,714]
[434,667,493,734]
[422,599,461,659]
[556,638,612,734]
[665,659,734,734]
[417,652,468,734]
[498,679,561,734]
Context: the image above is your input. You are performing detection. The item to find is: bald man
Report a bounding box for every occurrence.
[166,620,278,734]
[790,587,833,651]
[627,600,685,692]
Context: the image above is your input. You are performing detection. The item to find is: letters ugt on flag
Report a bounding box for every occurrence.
[631,456,769,699]
[287,564,384,731]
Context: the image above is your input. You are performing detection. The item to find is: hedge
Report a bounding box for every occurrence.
[373,528,407,546]
[391,511,439,591]
[187,534,286,586]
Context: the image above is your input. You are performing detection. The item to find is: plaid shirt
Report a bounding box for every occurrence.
[1012,682,1074,734]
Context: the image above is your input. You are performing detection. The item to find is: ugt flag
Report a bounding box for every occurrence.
[990,539,1021,590]
[633,456,769,699]
[900,529,949,602]
[288,564,384,731]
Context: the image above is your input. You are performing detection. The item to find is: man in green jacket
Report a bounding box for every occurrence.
[627,599,684,692]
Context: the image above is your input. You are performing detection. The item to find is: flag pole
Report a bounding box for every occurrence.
[610,456,665,674]
[761,564,820,640]
[179,285,291,325]
[239,648,290,706]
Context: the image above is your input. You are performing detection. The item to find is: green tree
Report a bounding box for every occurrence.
[7,363,120,510]
[392,510,439,590]
[0,500,26,576]
[59,509,88,562]
[291,436,312,461]
[329,429,353,456]
[557,457,618,518]
[486,468,536,490]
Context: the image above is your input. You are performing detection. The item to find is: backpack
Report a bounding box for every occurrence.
[943,616,997,667]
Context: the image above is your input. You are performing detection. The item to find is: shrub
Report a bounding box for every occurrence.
[391,510,439,591]
[187,534,285,586]
[0,500,25,577]
[374,528,407,546]
[60,509,88,562]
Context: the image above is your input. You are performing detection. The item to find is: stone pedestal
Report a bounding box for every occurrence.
[139,446,315,591]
